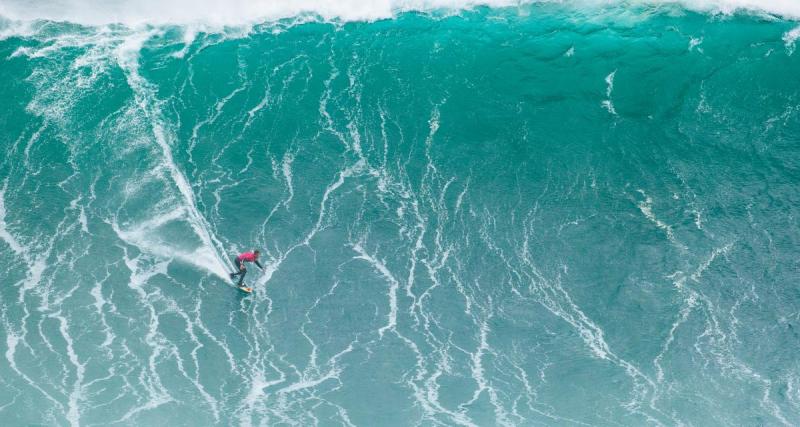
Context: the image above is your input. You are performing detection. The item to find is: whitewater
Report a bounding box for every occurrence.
[1,0,800,425]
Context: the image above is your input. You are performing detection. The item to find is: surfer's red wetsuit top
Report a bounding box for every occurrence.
[237,252,258,262]
[236,252,263,270]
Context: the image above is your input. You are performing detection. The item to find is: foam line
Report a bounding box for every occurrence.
[51,311,85,427]
[466,315,514,427]
[89,276,115,356]
[636,190,688,252]
[4,326,65,411]
[171,302,220,422]
[352,242,399,337]
[601,70,617,115]
[0,181,24,255]
[113,253,175,423]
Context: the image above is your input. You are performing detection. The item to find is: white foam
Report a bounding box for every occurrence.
[110,215,230,279]
[170,304,220,422]
[0,182,24,255]
[90,279,115,349]
[466,315,514,426]
[0,19,34,40]
[636,190,687,251]
[237,370,284,426]
[602,70,617,115]
[688,36,703,51]
[689,242,732,283]
[4,326,65,410]
[784,25,800,54]
[2,0,800,28]
[281,152,295,209]
[352,242,399,337]
[52,312,86,427]
[77,207,88,233]
[681,0,800,18]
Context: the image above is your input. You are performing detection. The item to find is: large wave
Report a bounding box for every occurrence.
[2,1,800,425]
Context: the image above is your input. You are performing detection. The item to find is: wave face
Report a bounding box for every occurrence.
[2,5,800,426]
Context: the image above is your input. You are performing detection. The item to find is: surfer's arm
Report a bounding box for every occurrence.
[255,260,264,269]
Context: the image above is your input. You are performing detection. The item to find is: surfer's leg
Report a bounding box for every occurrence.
[230,257,241,278]
[237,268,246,286]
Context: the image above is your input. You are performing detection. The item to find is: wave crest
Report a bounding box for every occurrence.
[0,0,799,28]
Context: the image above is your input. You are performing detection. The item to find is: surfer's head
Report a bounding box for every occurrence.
[254,250,260,257]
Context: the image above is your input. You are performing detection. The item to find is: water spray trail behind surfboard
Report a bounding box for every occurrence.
[13,27,233,280]
[113,30,233,279]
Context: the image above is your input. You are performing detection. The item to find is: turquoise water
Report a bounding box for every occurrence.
[2,4,800,425]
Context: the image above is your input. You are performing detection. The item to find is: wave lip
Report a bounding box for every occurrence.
[0,0,507,26]
[1,0,800,28]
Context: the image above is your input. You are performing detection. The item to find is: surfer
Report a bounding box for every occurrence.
[230,250,264,287]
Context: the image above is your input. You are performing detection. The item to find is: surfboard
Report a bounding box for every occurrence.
[230,272,252,293]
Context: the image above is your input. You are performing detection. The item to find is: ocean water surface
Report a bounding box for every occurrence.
[2,1,800,425]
